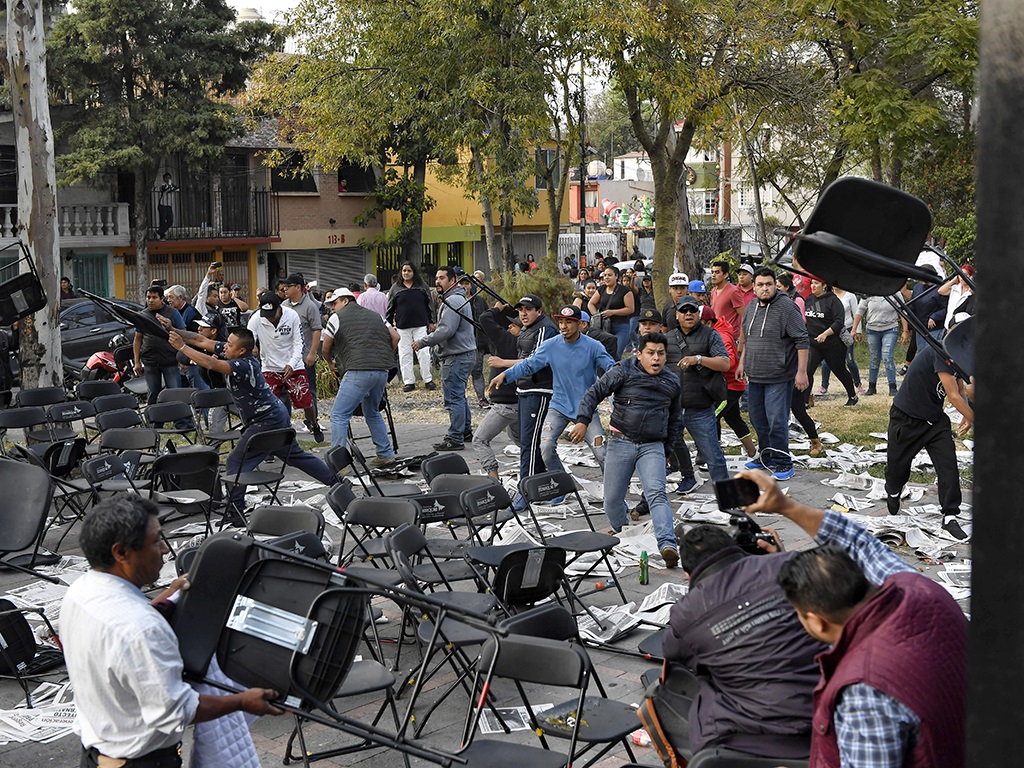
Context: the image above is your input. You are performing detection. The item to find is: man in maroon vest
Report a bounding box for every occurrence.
[739,470,966,768]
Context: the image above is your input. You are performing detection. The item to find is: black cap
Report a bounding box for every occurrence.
[284,273,304,286]
[553,305,582,320]
[676,296,701,312]
[196,312,224,329]
[514,294,542,310]
[639,308,664,325]
[260,292,283,317]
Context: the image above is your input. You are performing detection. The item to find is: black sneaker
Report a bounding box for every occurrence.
[403,384,416,393]
[424,381,437,391]
[463,430,474,443]
[887,494,901,516]
[305,419,324,442]
[889,384,898,396]
[943,517,968,540]
[844,396,859,407]
[433,437,465,451]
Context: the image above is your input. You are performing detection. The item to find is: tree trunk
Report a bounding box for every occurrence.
[133,167,156,300]
[404,159,427,265]
[7,0,62,388]
[500,209,515,271]
[471,147,501,274]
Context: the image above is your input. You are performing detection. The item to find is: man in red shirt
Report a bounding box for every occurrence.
[736,263,757,307]
[710,259,746,341]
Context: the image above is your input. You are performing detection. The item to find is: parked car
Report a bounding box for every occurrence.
[59,298,141,368]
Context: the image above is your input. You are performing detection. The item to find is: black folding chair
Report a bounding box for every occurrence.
[0,406,49,453]
[76,378,121,402]
[0,599,64,708]
[247,505,326,539]
[191,388,242,447]
[144,400,198,444]
[148,448,221,535]
[0,459,60,581]
[336,497,418,568]
[325,445,420,498]
[45,400,96,443]
[420,453,470,484]
[222,427,295,521]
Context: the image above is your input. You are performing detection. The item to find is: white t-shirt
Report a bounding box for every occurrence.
[247,305,304,372]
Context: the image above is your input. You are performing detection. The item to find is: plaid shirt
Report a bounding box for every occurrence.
[816,512,920,767]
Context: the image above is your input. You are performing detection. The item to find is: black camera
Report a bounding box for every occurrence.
[729,512,778,556]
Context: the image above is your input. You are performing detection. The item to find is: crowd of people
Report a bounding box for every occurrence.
[54,251,973,767]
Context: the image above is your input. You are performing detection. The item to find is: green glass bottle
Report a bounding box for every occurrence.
[639,550,649,585]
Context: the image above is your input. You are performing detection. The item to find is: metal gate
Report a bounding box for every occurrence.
[282,248,368,295]
[71,251,109,296]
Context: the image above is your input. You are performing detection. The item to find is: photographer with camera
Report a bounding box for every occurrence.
[653,497,826,763]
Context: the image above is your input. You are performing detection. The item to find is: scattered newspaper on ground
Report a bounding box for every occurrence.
[478,704,554,734]
[576,602,641,644]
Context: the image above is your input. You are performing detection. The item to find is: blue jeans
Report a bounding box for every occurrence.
[143,363,182,405]
[604,435,676,551]
[867,327,898,386]
[329,369,394,458]
[441,351,474,442]
[683,406,729,482]
[747,380,794,471]
[609,319,630,358]
[226,400,336,514]
[541,409,606,474]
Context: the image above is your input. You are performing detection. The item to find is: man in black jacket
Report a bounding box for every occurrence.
[474,305,522,479]
[660,525,825,760]
[572,332,682,566]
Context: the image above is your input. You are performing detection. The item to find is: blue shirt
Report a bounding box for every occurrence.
[503,332,615,419]
[816,511,920,767]
[214,342,283,425]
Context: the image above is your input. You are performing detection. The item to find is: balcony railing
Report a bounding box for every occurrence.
[0,203,131,247]
[150,187,279,241]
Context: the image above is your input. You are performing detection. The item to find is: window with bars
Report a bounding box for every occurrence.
[122,250,249,301]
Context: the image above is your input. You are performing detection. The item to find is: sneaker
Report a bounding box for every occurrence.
[549,494,566,505]
[307,420,324,442]
[478,398,491,409]
[674,477,698,494]
[817,386,828,395]
[772,467,795,481]
[844,396,859,407]
[744,458,769,471]
[897,364,908,376]
[432,437,465,451]
[403,384,416,393]
[463,430,474,443]
[887,493,901,516]
[370,455,396,468]
[889,383,898,396]
[511,492,527,512]
[424,381,437,391]
[661,546,679,569]
[943,516,968,541]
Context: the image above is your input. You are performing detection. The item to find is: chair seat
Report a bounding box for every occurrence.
[424,538,471,559]
[230,470,284,486]
[467,542,533,569]
[412,559,478,585]
[417,617,491,648]
[459,739,567,768]
[204,429,242,443]
[341,565,403,587]
[538,696,638,741]
[335,659,395,698]
[153,489,212,505]
[98,478,152,493]
[428,590,497,615]
[637,628,669,660]
[548,531,618,553]
[367,482,421,498]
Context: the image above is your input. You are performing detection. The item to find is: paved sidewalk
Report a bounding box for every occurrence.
[0,404,969,767]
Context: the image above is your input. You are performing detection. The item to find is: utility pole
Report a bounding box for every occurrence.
[7,0,62,388]
[578,60,587,268]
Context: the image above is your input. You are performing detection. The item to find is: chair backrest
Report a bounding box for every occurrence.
[150,448,220,487]
[240,427,295,460]
[92,392,140,414]
[421,452,470,484]
[16,386,65,408]
[324,445,354,476]
[0,406,48,430]
[81,453,131,486]
[191,387,235,409]
[248,505,325,538]
[491,547,567,610]
[498,603,581,643]
[156,387,197,405]
[77,379,122,401]
[43,438,88,479]
[0,459,54,554]
[411,493,464,525]
[96,408,144,431]
[345,497,419,529]
[0,599,37,673]
[145,400,192,425]
[48,400,95,426]
[430,474,497,496]
[519,470,578,504]
[99,427,159,453]
[480,632,586,688]
[326,481,357,517]
[461,483,513,520]
[384,523,428,593]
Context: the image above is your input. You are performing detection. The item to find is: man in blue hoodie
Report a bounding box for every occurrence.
[736,267,809,481]
[489,304,615,474]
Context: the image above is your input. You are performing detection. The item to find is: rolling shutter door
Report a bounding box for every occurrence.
[283,248,368,293]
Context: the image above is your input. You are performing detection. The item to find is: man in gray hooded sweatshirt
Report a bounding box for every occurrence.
[736,266,809,481]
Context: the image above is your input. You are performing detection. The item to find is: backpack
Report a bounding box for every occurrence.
[636,661,695,768]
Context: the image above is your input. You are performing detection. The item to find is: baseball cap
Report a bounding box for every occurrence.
[700,305,718,323]
[553,305,582,321]
[737,262,755,275]
[285,273,305,286]
[639,308,664,325]
[259,293,283,317]
[514,294,542,310]
[688,280,707,293]
[675,296,701,312]
[580,311,591,323]
[196,312,223,329]
[668,272,689,287]
[325,288,355,304]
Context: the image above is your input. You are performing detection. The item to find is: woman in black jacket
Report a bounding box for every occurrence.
[805,278,858,407]
[386,261,436,392]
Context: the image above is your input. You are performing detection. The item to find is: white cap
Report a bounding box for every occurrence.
[325,288,355,303]
[668,272,689,287]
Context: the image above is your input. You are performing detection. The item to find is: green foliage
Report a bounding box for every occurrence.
[489,261,577,316]
[354,168,435,251]
[935,211,976,265]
